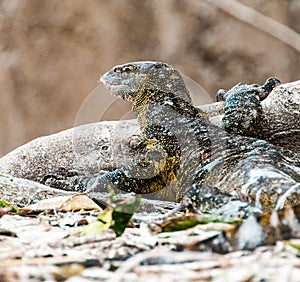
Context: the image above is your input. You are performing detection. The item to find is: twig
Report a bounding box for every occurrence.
[133,197,198,223]
[203,0,300,52]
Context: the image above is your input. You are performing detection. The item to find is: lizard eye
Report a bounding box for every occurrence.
[113,65,136,73]
[121,65,136,72]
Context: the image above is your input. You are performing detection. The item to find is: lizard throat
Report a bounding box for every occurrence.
[132,89,156,110]
[132,89,159,131]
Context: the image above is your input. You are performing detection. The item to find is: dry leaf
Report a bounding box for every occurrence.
[18,194,102,215]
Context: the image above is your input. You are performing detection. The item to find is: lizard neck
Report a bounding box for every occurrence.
[132,88,207,135]
[132,89,160,133]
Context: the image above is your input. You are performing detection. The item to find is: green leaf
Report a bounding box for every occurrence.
[161,218,200,232]
[0,200,17,212]
[80,196,141,237]
[111,196,141,237]
[81,208,113,235]
[289,242,300,252]
[161,214,241,233]
[107,186,115,205]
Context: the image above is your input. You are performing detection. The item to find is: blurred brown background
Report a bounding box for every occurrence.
[0,0,299,156]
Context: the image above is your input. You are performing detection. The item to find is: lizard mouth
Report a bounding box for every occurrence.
[99,76,132,100]
[99,76,125,88]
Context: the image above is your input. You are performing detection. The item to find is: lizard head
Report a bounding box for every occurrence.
[100,61,191,106]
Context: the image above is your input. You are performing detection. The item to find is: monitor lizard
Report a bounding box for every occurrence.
[85,61,299,211]
[46,61,300,248]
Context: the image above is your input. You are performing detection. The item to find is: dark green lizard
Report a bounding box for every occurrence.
[84,61,300,214]
[45,61,300,248]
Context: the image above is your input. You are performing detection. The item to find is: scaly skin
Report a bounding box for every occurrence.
[84,61,300,216]
[216,77,281,137]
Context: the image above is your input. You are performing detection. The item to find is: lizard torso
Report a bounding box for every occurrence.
[82,61,300,214]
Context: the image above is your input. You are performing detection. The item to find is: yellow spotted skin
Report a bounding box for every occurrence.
[58,64,300,220]
[42,61,300,248]
[55,61,298,249]
[82,62,300,220]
